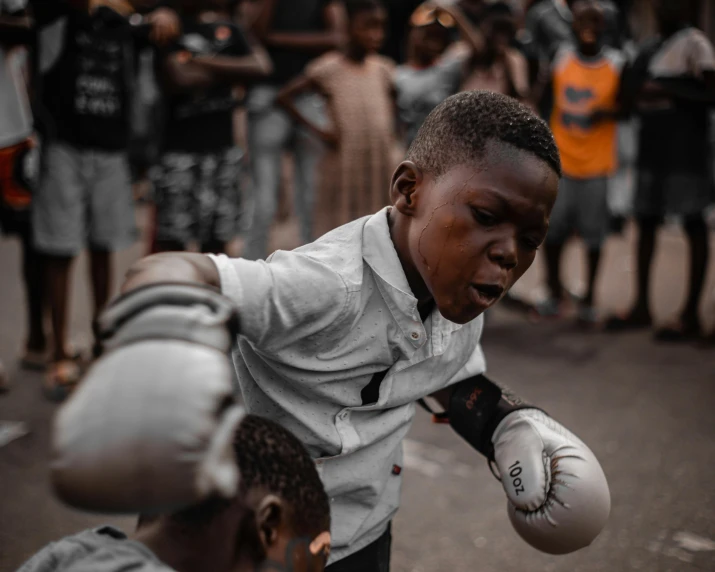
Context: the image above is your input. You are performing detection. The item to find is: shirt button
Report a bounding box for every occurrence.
[411,332,420,340]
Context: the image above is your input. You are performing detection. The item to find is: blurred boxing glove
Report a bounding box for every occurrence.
[51,283,244,514]
[448,376,610,554]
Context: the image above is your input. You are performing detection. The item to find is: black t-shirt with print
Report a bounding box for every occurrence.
[162,20,250,153]
[34,3,144,150]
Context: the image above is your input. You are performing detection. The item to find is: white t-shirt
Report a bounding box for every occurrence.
[209,208,486,563]
[0,0,33,148]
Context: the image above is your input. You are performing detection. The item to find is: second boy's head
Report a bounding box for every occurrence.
[569,0,605,53]
[138,415,331,572]
[389,91,561,324]
[346,0,387,55]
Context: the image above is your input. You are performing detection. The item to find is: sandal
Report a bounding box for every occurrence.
[43,358,82,402]
[19,348,48,371]
[0,362,9,393]
[604,310,652,332]
[654,319,705,343]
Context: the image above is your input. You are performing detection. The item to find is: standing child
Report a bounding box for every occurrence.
[62,91,611,572]
[0,0,44,387]
[151,0,272,254]
[31,0,181,396]
[535,0,626,323]
[276,0,396,238]
[393,2,484,148]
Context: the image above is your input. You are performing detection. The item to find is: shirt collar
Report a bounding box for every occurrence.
[362,208,463,348]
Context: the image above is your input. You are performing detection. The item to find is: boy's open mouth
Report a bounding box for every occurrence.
[471,283,505,306]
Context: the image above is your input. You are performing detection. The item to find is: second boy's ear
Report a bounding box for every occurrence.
[390,161,424,216]
[255,494,286,551]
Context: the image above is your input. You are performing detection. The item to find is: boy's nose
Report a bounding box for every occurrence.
[488,239,518,270]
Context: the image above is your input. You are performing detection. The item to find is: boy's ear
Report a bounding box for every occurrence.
[255,494,287,551]
[390,161,424,216]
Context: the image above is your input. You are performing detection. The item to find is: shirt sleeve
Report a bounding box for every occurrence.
[304,52,336,93]
[208,253,350,352]
[2,0,27,14]
[507,49,529,97]
[228,22,251,57]
[687,29,715,76]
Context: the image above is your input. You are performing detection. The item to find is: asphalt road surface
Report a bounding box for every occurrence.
[1,207,714,572]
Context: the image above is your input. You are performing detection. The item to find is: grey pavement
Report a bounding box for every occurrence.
[1,208,714,572]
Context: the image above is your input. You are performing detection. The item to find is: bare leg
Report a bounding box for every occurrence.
[89,248,111,322]
[46,254,74,361]
[544,242,564,300]
[584,248,602,307]
[20,232,46,352]
[681,214,709,329]
[631,217,659,320]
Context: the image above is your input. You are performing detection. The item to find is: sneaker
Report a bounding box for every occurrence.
[529,297,562,321]
[577,304,599,326]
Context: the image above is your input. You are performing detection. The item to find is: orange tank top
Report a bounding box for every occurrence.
[550,46,625,179]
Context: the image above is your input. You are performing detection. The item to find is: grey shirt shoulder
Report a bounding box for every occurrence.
[17,527,173,572]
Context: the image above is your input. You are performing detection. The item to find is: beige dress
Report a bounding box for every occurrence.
[306,52,396,237]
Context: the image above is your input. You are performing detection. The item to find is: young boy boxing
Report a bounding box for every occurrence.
[22,414,332,572]
[53,91,611,571]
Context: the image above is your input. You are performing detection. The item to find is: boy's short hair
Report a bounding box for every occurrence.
[344,0,384,19]
[170,415,330,536]
[406,91,562,178]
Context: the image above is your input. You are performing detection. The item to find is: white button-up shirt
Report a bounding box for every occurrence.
[209,208,486,562]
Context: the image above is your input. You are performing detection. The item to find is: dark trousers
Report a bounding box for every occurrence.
[326,524,391,572]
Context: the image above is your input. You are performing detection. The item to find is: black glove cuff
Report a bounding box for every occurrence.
[448,374,540,461]
[97,282,240,353]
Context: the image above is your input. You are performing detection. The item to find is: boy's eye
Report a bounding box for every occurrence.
[472,208,498,227]
[520,236,543,252]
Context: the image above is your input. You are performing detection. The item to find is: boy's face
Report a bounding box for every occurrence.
[571,1,604,49]
[411,23,450,62]
[350,7,387,53]
[392,143,558,324]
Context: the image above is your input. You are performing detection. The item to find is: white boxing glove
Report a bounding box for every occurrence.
[51,283,245,514]
[445,375,610,555]
[492,408,610,554]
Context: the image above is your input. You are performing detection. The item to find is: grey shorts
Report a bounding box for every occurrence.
[546,176,610,249]
[634,170,714,219]
[151,147,244,245]
[33,142,137,256]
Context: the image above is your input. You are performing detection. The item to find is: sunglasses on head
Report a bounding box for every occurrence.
[410,4,456,28]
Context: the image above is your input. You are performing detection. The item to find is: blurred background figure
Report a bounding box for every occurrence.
[0,0,44,390]
[242,0,346,259]
[150,0,272,255]
[393,1,483,148]
[460,0,529,99]
[534,0,626,325]
[606,0,715,341]
[30,0,180,398]
[277,0,395,237]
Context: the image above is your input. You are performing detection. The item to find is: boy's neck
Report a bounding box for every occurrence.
[577,42,601,58]
[387,208,434,310]
[134,521,235,572]
[345,43,369,63]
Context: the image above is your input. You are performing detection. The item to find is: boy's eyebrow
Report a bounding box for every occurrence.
[472,187,550,231]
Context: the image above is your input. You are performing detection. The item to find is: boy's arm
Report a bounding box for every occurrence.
[161,31,272,93]
[276,74,337,147]
[432,2,484,56]
[261,0,346,53]
[0,8,33,46]
[426,356,610,555]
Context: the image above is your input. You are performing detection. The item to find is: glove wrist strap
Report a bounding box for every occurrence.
[97,283,240,354]
[447,374,542,461]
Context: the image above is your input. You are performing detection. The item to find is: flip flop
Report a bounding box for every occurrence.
[654,320,705,343]
[43,356,83,402]
[19,349,48,371]
[604,311,652,332]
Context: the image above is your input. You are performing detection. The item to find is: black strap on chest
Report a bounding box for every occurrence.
[361,369,389,406]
